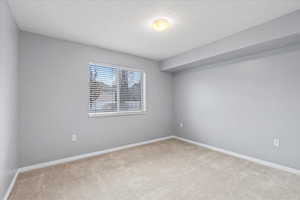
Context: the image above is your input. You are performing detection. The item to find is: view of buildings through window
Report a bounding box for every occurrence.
[89,64,144,114]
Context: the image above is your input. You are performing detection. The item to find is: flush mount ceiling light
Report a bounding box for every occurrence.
[152,18,171,32]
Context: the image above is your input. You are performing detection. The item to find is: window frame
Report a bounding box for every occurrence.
[88,62,147,118]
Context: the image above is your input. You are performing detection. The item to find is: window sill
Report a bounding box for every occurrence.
[88,111,146,118]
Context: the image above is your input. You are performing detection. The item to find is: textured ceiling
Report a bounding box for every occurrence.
[9,0,300,60]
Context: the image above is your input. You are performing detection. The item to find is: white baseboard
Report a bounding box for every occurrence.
[3,169,20,200]
[19,136,173,173]
[173,136,300,176]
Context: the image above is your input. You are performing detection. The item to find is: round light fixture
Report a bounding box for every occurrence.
[152,18,171,32]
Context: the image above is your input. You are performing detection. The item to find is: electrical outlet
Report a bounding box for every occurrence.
[72,134,77,142]
[273,138,280,147]
[179,123,184,128]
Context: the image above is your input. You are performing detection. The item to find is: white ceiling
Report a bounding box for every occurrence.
[8,0,300,60]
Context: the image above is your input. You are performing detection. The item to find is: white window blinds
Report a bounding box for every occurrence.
[89,64,145,116]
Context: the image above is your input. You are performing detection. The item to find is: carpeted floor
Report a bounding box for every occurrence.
[9,139,300,200]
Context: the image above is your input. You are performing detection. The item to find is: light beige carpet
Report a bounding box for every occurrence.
[9,139,300,200]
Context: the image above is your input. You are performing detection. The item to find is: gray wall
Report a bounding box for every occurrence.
[18,31,173,167]
[0,0,19,198]
[173,44,300,170]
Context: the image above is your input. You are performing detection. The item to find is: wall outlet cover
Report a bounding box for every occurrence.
[273,138,280,147]
[72,134,77,142]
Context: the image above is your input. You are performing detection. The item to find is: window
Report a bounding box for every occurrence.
[88,63,146,117]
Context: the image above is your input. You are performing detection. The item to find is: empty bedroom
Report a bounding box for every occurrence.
[1,0,300,199]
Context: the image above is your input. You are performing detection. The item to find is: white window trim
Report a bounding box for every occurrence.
[88,62,147,118]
